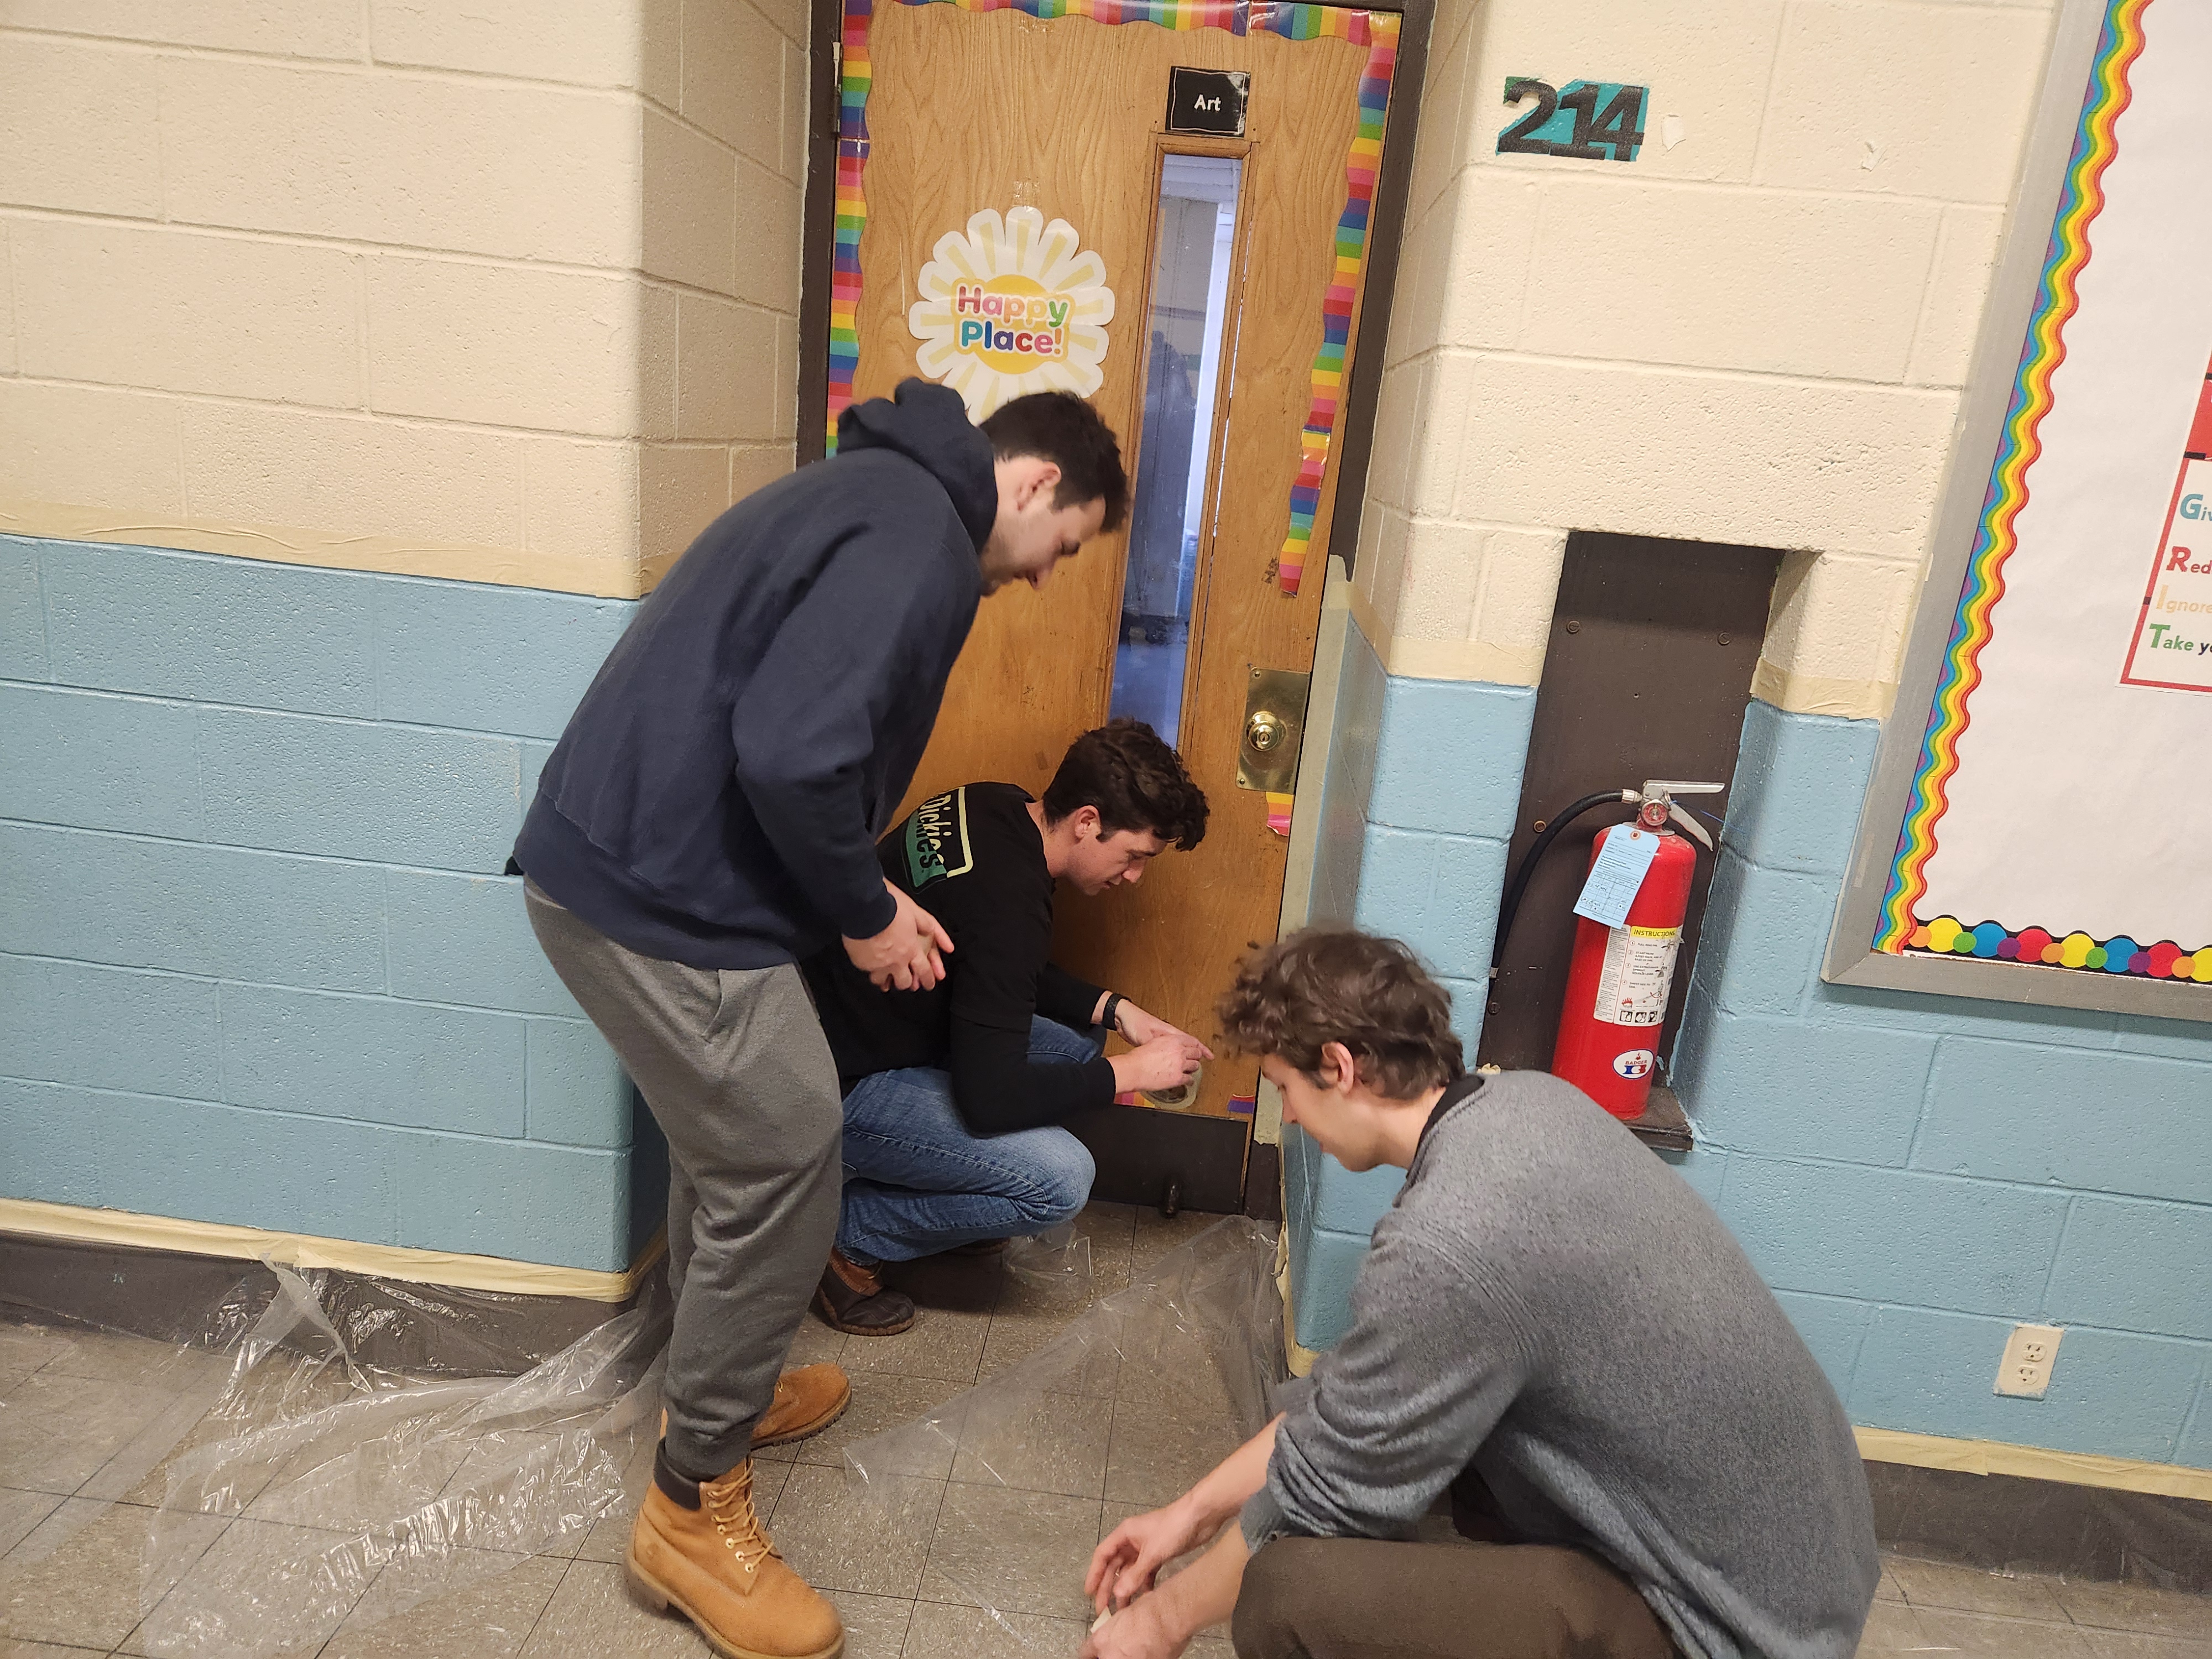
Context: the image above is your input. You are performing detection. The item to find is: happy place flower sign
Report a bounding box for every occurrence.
[907,206,1115,418]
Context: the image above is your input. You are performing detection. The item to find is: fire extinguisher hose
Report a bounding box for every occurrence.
[1488,791,1636,979]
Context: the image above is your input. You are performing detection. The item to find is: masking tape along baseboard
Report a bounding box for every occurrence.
[1853,1426,2212,1502]
[0,1197,665,1303]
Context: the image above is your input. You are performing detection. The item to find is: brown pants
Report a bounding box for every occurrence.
[1230,1536,1677,1659]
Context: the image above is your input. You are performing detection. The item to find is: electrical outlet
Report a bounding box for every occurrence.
[1995,1324,2064,1398]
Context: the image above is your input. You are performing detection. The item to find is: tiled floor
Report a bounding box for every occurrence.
[3,1202,2209,1659]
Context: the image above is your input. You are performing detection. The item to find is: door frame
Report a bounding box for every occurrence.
[792,0,1433,585]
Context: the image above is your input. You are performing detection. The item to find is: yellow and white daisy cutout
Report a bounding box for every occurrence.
[907,207,1115,418]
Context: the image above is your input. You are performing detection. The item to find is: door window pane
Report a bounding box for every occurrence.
[1110,154,1241,746]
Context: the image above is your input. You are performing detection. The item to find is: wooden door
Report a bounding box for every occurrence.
[832,0,1401,1122]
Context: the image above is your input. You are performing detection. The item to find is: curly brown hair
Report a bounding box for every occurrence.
[1041,719,1208,851]
[1215,928,1464,1098]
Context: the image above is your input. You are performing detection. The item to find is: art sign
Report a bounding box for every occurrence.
[907,207,1115,418]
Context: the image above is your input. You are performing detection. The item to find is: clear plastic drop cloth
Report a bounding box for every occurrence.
[844,1215,1284,1652]
[2,1214,1283,1658]
[0,1260,670,1659]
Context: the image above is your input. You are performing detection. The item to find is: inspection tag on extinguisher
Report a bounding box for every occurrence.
[1572,827,1660,929]
[1594,924,1681,1027]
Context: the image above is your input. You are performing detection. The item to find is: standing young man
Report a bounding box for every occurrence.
[800,721,1212,1333]
[514,380,1125,1659]
[1084,931,1879,1659]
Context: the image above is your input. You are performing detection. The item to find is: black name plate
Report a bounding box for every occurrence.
[1166,67,1249,138]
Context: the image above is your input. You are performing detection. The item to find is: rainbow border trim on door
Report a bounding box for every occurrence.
[825,0,1399,524]
[1261,6,1395,596]
[827,0,876,452]
[1872,0,2148,957]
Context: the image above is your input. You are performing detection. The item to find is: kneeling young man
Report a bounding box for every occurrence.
[1084,930,1879,1659]
[801,721,1214,1333]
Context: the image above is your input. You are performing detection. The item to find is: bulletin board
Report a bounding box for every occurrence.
[1827,0,2212,1021]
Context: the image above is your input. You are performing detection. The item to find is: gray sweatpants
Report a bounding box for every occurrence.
[524,882,842,1479]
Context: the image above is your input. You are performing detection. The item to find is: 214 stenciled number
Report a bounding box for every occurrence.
[1497,78,1647,163]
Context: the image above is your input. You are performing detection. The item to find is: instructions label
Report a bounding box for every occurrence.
[2121,453,2212,691]
[1593,924,1681,1027]
[1574,826,1660,929]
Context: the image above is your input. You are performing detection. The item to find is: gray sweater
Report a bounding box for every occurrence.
[1242,1072,1878,1659]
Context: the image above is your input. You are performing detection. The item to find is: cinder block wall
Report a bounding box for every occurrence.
[0,4,803,1270]
[1284,0,2212,1467]
[1,535,663,1271]
[1672,704,2212,1468]
[0,0,806,599]
[1353,0,2051,719]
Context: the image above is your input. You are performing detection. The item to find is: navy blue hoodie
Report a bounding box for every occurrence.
[513,380,994,969]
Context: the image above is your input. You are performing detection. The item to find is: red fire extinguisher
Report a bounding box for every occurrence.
[1550,781,1721,1119]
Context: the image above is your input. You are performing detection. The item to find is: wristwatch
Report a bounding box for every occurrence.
[1100,992,1125,1035]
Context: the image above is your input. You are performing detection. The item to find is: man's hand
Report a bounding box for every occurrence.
[1113,1001,1216,1060]
[842,882,954,991]
[1110,1033,1208,1096]
[1078,1594,1185,1659]
[1087,1500,1216,1614]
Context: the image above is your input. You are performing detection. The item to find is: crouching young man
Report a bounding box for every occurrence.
[799,720,1214,1333]
[1083,930,1879,1659]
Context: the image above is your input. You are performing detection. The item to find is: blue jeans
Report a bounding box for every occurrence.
[837,1016,1101,1263]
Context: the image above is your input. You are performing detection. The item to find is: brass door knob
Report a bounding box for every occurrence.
[1245,708,1287,753]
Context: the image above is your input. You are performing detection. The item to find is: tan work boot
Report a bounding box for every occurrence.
[656,1366,851,1454]
[754,1364,852,1447]
[628,1447,843,1659]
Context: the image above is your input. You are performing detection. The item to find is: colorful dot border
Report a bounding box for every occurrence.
[825,0,1399,602]
[1905,917,2212,984]
[1874,0,2152,959]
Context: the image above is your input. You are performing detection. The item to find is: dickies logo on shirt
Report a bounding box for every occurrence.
[901,788,975,889]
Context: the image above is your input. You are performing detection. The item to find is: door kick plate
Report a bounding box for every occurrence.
[1238,667,1311,794]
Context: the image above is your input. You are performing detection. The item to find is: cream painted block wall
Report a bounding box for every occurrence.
[0,0,808,598]
[1358,0,2060,717]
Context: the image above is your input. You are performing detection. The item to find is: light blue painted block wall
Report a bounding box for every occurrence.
[1283,622,2212,1467]
[0,535,662,1272]
[1286,626,1536,1348]
[1670,697,2212,1466]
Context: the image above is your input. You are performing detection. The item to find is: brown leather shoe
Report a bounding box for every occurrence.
[628,1448,843,1659]
[812,1250,917,1335]
[754,1365,850,1448]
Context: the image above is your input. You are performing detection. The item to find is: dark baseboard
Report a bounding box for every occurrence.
[0,1229,648,1378]
[1063,1104,1249,1215]
[1867,1458,2212,1590]
[1242,1142,1284,1223]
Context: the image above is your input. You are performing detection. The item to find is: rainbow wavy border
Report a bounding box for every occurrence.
[1874,0,2151,959]
[1903,917,2212,983]
[825,0,875,453]
[823,0,1398,578]
[1263,6,1394,596]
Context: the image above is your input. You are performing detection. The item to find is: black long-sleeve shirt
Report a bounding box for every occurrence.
[801,783,1116,1134]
